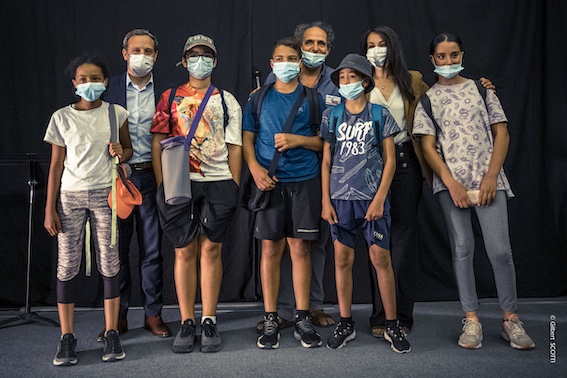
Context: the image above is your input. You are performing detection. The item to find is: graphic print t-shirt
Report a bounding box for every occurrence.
[320,103,399,200]
[151,84,242,182]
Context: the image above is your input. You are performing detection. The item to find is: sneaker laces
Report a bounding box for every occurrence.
[333,321,352,337]
[58,335,75,356]
[462,318,481,336]
[263,314,278,336]
[296,315,315,334]
[202,319,217,338]
[506,317,527,337]
[180,320,195,338]
[104,331,120,353]
[386,322,405,341]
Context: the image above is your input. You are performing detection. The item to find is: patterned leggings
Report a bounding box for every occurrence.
[56,188,119,303]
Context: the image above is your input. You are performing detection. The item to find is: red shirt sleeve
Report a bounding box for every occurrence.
[151,88,174,135]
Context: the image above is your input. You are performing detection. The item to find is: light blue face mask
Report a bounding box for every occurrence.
[187,56,214,79]
[338,80,365,100]
[301,50,326,68]
[272,62,300,83]
[75,82,106,102]
[434,63,464,79]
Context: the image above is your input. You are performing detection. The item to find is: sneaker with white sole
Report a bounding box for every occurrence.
[53,333,77,366]
[327,321,356,349]
[458,318,483,349]
[294,314,322,348]
[102,329,125,362]
[501,315,535,350]
[385,321,411,353]
[257,313,280,349]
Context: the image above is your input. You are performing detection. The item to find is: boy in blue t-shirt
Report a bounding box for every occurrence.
[320,53,410,353]
[242,37,325,350]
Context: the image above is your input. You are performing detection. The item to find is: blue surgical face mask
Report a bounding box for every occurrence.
[434,63,464,79]
[366,46,387,68]
[272,62,300,83]
[339,80,365,100]
[301,50,326,68]
[187,56,214,79]
[75,82,106,102]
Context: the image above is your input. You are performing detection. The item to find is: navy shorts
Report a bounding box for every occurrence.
[157,179,239,248]
[254,176,321,241]
[330,199,391,250]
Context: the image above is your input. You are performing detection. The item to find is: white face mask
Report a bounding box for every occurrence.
[366,46,387,67]
[128,54,154,78]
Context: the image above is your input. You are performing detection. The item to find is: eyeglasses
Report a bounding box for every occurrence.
[185,53,214,63]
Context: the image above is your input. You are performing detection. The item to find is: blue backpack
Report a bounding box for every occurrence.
[328,102,385,162]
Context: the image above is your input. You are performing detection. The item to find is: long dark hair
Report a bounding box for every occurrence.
[429,32,464,55]
[361,26,414,102]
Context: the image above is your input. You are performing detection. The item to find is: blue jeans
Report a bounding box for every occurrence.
[437,190,518,313]
[119,168,163,318]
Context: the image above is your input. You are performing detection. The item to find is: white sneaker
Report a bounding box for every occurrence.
[458,318,483,349]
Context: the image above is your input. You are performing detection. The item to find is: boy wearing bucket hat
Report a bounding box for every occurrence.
[151,34,242,354]
[320,53,410,353]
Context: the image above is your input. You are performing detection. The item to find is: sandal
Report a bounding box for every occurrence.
[311,309,335,327]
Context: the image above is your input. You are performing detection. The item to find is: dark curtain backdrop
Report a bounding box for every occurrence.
[1,0,565,308]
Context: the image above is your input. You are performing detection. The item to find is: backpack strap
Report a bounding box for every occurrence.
[419,94,442,136]
[304,86,321,136]
[167,86,177,117]
[109,103,117,143]
[251,82,274,139]
[370,104,384,158]
[218,88,229,130]
[329,102,345,164]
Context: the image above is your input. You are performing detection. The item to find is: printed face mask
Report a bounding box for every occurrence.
[75,82,106,102]
[187,56,214,79]
[339,80,365,100]
[129,54,154,77]
[272,62,300,83]
[301,49,326,68]
[366,46,387,67]
[433,63,464,79]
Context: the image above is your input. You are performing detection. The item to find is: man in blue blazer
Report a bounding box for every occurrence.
[102,29,174,340]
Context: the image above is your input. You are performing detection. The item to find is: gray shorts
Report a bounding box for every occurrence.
[56,188,120,281]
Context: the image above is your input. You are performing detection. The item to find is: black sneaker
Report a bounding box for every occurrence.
[326,321,356,349]
[53,333,77,366]
[385,321,411,353]
[294,314,322,348]
[102,329,126,362]
[200,318,221,353]
[257,313,280,349]
[173,319,196,353]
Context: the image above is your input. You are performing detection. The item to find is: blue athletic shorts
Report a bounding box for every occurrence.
[330,199,391,250]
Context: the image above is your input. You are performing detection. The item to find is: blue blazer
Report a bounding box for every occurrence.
[105,72,175,107]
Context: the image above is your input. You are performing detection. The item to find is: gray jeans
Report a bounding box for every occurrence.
[437,190,518,313]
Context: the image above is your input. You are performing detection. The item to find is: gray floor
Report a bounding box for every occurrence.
[0,298,565,378]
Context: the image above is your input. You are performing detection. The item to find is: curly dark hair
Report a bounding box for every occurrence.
[64,52,109,79]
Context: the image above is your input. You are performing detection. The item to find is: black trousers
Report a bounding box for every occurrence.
[368,141,422,329]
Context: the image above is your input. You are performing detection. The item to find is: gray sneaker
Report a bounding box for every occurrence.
[501,315,535,350]
[200,318,221,353]
[173,319,196,353]
[458,318,483,349]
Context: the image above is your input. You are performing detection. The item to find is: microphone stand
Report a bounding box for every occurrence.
[0,160,58,328]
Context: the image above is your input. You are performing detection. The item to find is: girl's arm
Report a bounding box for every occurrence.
[44,144,65,236]
[109,120,133,163]
[421,134,473,208]
[366,135,396,221]
[321,141,337,224]
[478,122,509,206]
